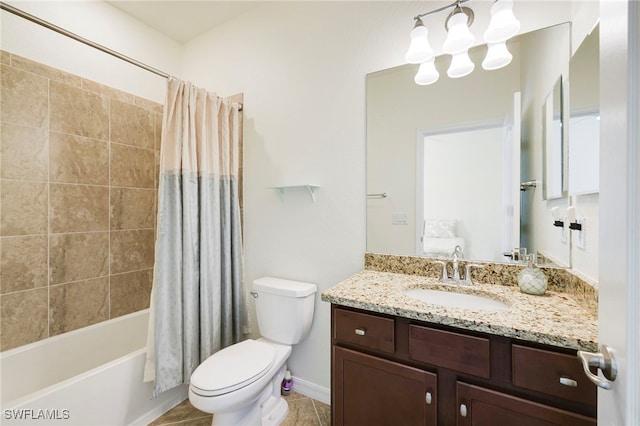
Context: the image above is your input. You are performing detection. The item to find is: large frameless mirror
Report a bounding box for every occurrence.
[366,23,571,266]
[542,76,564,200]
[568,25,599,196]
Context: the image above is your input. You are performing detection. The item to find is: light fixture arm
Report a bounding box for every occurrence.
[445,5,474,30]
[413,0,471,21]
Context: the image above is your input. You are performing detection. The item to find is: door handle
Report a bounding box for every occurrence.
[577,344,617,390]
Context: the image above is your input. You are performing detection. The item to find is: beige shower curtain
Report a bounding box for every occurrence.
[144,78,246,397]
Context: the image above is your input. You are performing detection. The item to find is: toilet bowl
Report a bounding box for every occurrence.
[189,277,316,426]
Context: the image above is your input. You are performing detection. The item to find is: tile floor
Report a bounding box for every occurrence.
[148,391,331,426]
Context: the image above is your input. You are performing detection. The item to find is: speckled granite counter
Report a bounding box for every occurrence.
[321,270,598,352]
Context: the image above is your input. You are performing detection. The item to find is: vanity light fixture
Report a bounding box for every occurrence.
[405,0,521,85]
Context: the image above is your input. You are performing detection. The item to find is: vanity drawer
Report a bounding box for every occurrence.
[512,345,597,406]
[409,325,490,378]
[333,308,395,354]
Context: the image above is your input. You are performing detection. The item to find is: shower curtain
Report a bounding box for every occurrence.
[144,78,245,397]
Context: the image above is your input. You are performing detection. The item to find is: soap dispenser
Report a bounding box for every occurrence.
[517,254,548,295]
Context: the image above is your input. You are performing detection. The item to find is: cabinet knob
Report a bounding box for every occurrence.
[460,403,468,417]
[559,377,578,387]
[354,328,366,336]
[425,392,432,405]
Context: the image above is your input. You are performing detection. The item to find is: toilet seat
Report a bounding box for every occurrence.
[190,339,276,397]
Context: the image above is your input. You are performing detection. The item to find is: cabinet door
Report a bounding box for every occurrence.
[333,346,437,426]
[456,382,596,426]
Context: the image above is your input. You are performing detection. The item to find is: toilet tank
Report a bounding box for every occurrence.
[252,277,317,345]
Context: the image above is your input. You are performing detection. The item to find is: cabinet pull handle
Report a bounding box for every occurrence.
[460,403,468,417]
[425,392,432,404]
[559,377,578,387]
[354,328,366,336]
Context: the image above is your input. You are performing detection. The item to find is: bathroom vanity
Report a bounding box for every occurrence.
[322,264,598,426]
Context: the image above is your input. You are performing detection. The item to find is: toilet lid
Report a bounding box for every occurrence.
[190,339,276,397]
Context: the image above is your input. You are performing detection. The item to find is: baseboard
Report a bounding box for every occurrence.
[291,376,331,405]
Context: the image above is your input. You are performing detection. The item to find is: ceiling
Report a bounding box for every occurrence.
[106,1,262,43]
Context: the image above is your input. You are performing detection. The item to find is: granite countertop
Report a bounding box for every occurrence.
[321,270,598,352]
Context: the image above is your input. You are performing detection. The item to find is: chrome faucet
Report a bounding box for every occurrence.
[460,263,485,286]
[451,245,463,283]
[434,260,450,283]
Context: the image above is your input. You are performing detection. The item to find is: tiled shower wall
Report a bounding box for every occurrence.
[0,51,162,351]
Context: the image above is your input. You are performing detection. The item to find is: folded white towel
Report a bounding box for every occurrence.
[424,219,457,238]
[423,237,466,257]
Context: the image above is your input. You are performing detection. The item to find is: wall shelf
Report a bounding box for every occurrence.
[271,185,320,202]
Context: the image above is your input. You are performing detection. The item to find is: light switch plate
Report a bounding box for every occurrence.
[392,213,408,225]
[575,217,586,249]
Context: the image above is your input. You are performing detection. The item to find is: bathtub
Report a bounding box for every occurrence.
[0,309,188,425]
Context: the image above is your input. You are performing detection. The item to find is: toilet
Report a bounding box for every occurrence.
[189,276,317,426]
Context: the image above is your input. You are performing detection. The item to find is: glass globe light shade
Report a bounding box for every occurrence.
[443,11,475,54]
[414,59,440,85]
[447,50,475,78]
[484,0,521,43]
[405,20,434,64]
[482,41,513,70]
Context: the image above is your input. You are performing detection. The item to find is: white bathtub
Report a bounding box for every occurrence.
[0,309,188,425]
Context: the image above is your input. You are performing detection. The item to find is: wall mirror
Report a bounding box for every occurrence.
[366,23,571,264]
[569,25,599,196]
[543,76,564,200]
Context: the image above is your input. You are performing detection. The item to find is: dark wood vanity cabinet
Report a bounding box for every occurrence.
[334,347,438,425]
[331,305,597,426]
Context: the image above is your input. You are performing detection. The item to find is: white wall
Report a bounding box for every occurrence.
[2,0,603,397]
[519,23,572,266]
[1,0,182,102]
[568,2,600,284]
[181,1,414,394]
[180,1,578,394]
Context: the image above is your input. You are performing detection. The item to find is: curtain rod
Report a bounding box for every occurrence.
[0,1,244,111]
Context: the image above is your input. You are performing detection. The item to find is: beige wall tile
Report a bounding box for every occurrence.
[0,123,48,181]
[0,180,47,236]
[81,79,135,104]
[134,97,163,114]
[1,236,48,294]
[0,50,10,65]
[50,132,109,185]
[0,64,48,128]
[155,112,163,151]
[110,229,155,274]
[49,184,109,233]
[49,277,109,336]
[110,99,155,149]
[1,56,172,349]
[111,188,156,230]
[110,269,153,318]
[49,232,109,285]
[10,54,82,87]
[155,151,160,189]
[110,144,155,188]
[0,288,48,351]
[50,80,109,140]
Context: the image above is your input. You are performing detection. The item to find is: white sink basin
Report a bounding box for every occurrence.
[404,289,510,311]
